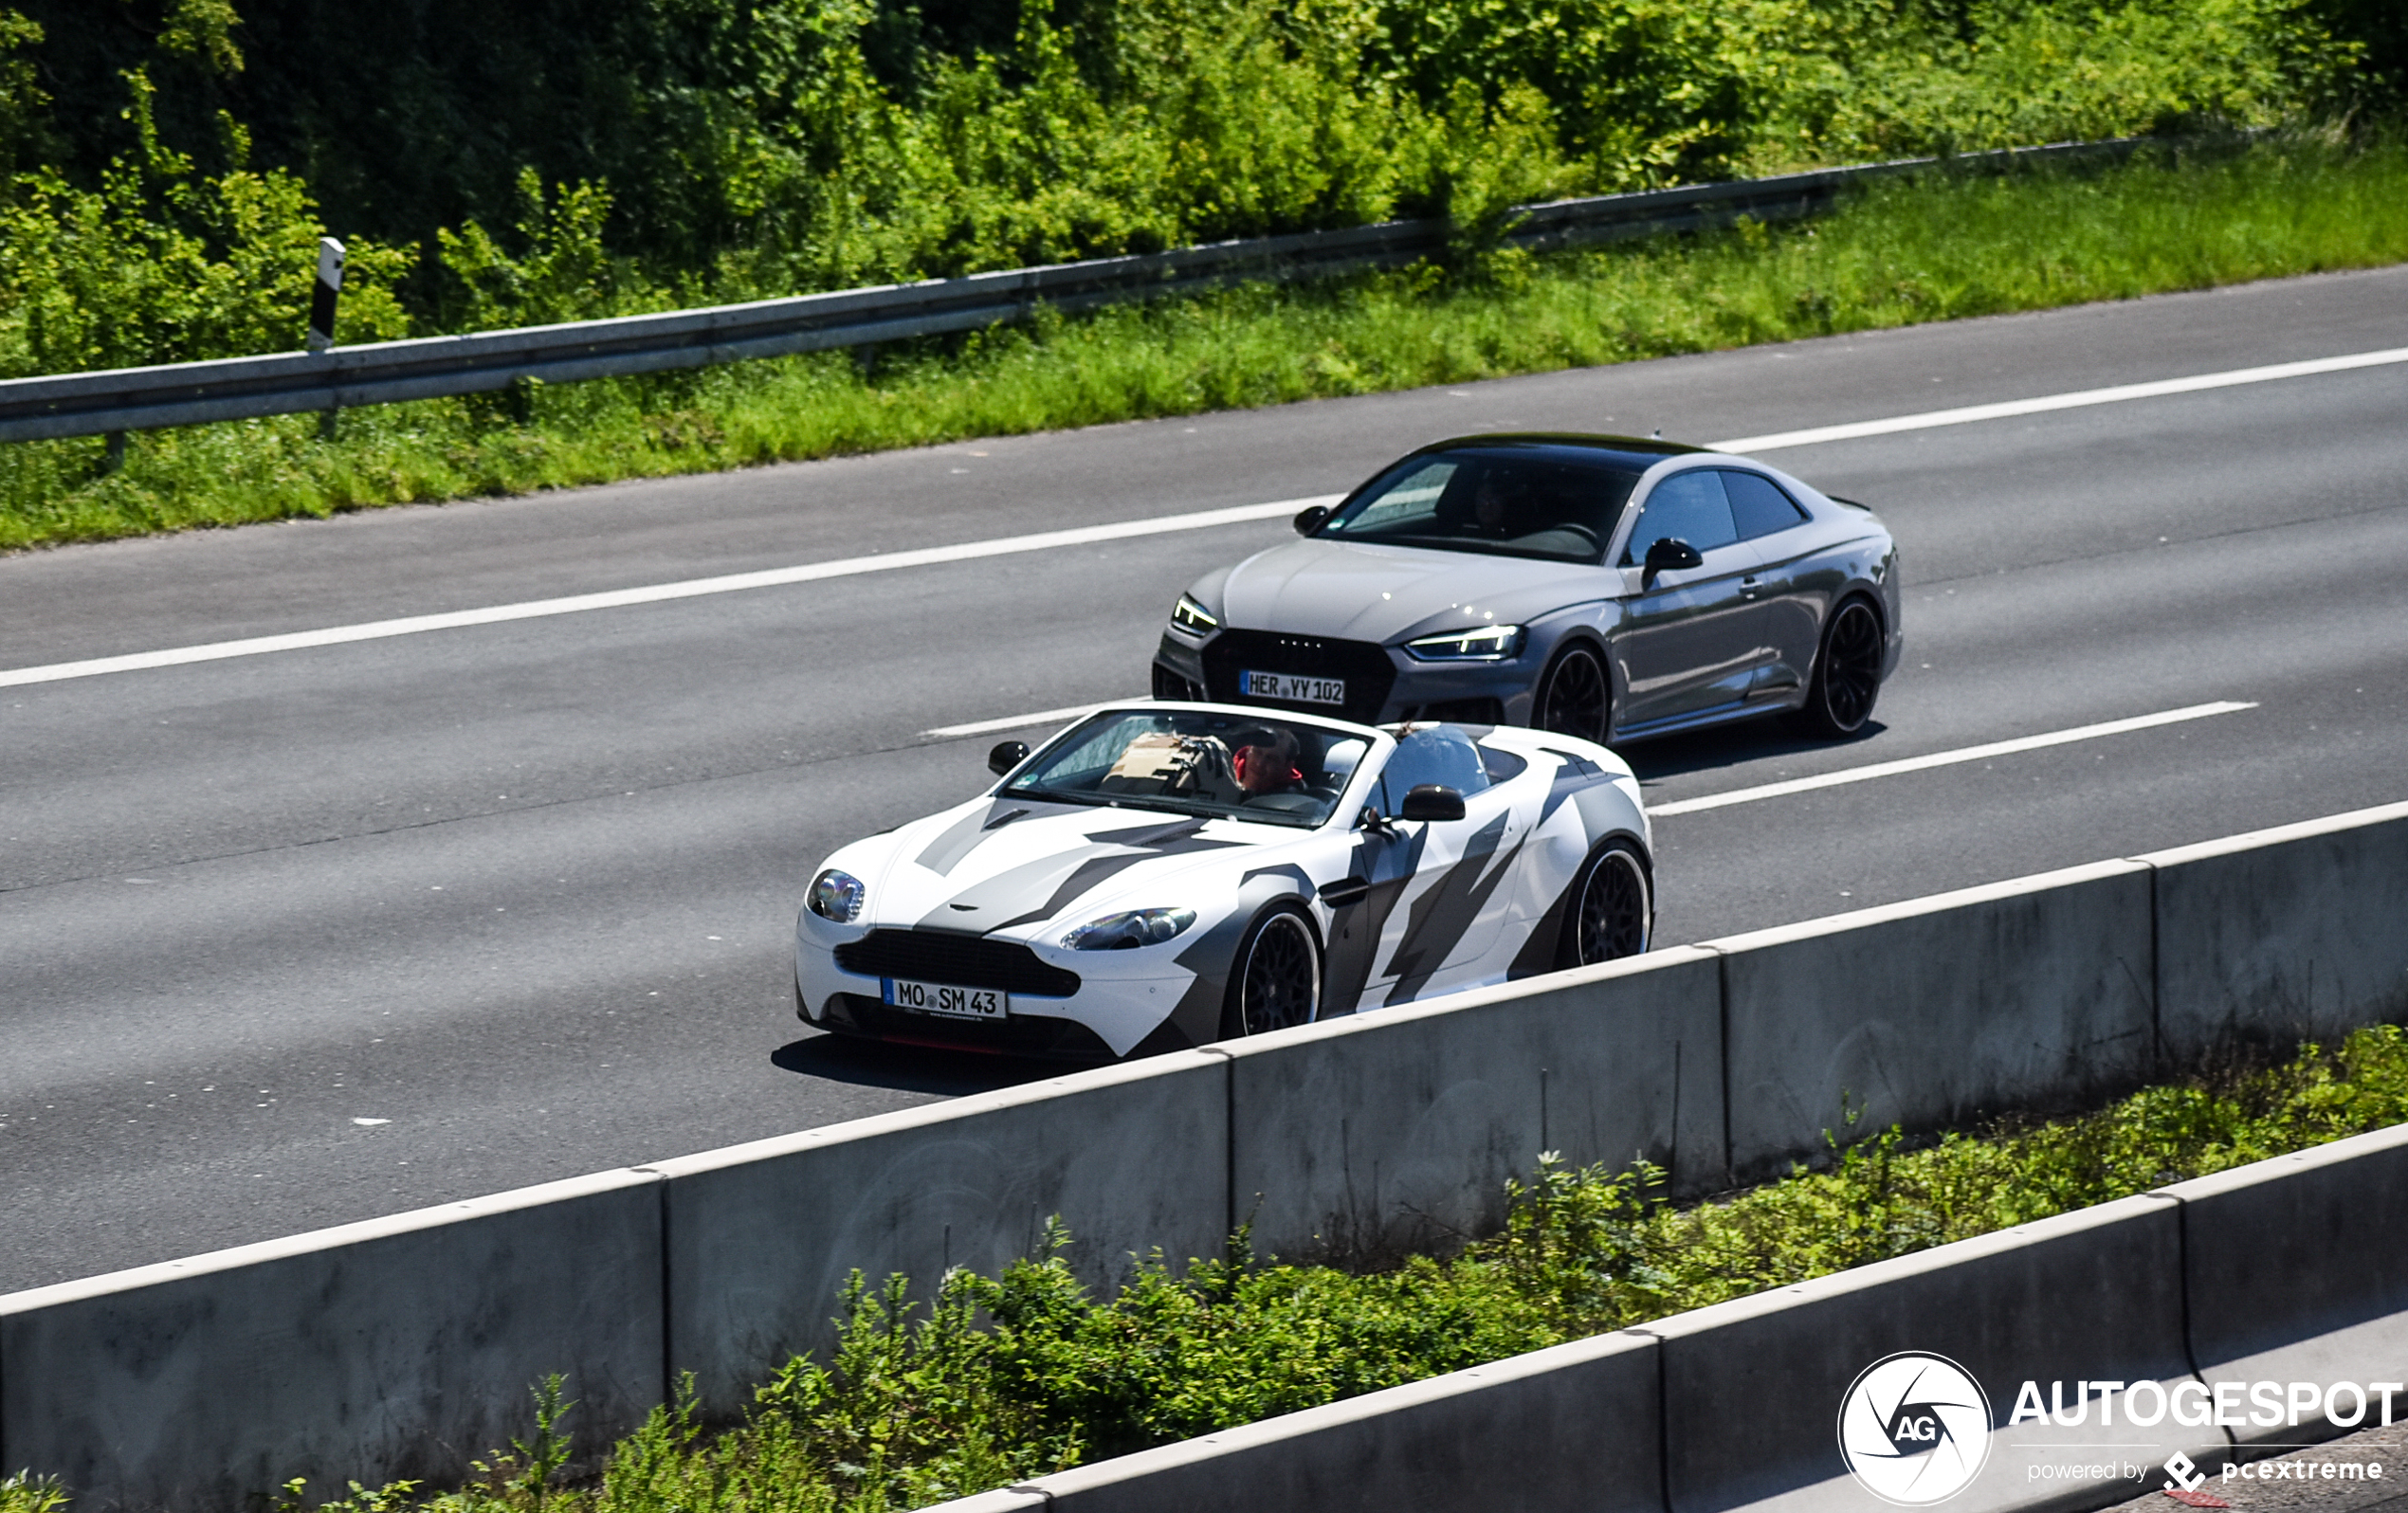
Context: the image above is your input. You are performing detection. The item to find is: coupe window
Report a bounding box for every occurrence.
[1621,469,1740,564]
[1005,710,1364,827]
[1314,447,1643,563]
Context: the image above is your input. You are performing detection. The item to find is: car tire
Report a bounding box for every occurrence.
[1559,837,1652,967]
[1790,595,1886,738]
[1533,642,1612,745]
[1220,905,1323,1038]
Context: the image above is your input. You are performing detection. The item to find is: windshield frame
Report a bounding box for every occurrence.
[1309,442,1655,565]
[996,706,1394,830]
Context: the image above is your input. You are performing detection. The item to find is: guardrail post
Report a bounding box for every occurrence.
[102,430,126,473]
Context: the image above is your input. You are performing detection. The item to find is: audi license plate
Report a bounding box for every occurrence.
[884,977,1008,1020]
[1240,669,1345,705]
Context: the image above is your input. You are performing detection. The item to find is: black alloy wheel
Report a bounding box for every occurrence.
[1223,908,1322,1038]
[1567,839,1651,966]
[1794,597,1885,738]
[1535,644,1611,745]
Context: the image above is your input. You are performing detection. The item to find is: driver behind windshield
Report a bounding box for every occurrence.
[1231,728,1304,797]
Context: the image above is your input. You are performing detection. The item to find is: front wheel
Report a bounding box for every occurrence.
[1533,642,1611,745]
[1220,906,1323,1038]
[1790,596,1885,738]
[1560,838,1652,967]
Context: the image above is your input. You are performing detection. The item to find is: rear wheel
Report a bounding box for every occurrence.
[1791,597,1885,738]
[1220,906,1322,1038]
[1533,643,1611,745]
[1560,838,1652,967]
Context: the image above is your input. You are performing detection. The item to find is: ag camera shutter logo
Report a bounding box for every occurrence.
[1838,1353,1994,1505]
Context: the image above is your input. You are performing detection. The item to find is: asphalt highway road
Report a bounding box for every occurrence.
[4,265,2405,1293]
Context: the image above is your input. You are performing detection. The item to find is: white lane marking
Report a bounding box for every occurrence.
[1709,346,2408,453]
[0,496,1341,690]
[923,701,1140,739]
[11,342,2404,692]
[1649,701,2256,816]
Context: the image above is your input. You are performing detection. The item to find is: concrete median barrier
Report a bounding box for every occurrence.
[1709,861,2155,1180]
[0,1169,665,1513]
[651,1051,1229,1418]
[2143,802,2408,1063]
[1221,946,1725,1263]
[2161,1123,2408,1447]
[1012,1328,1663,1513]
[1651,1194,2216,1513]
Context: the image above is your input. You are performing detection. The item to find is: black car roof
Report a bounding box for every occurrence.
[1410,432,1709,469]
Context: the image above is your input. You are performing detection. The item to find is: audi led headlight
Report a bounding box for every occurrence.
[1062,906,1196,951]
[1405,624,1524,661]
[1170,593,1220,635]
[807,868,867,922]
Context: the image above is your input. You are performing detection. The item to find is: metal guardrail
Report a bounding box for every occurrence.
[0,137,2143,445]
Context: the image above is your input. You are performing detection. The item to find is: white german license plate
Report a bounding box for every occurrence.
[1240,669,1345,705]
[884,977,1008,1019]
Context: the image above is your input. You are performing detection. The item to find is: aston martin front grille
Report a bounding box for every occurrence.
[1202,630,1396,724]
[834,930,1083,997]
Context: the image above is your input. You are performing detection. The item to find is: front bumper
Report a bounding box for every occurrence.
[796,914,1195,1060]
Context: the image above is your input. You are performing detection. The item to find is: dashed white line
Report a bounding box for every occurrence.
[1648,701,2257,816]
[923,702,1140,739]
[1709,346,2408,453]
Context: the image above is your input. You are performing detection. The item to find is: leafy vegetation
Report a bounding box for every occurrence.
[182,1023,2404,1513]
[6,129,2406,553]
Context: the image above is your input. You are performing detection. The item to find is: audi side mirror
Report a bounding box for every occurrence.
[1399,784,1467,822]
[1293,504,1331,536]
[1641,537,1704,590]
[988,740,1031,776]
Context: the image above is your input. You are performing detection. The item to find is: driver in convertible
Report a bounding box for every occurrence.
[1231,728,1304,797]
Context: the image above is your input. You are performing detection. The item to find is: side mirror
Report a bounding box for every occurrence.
[988,740,1031,776]
[1399,784,1467,822]
[1641,537,1704,590]
[1293,504,1330,536]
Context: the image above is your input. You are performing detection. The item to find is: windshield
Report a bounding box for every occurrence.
[1005,710,1367,828]
[1314,447,1644,563]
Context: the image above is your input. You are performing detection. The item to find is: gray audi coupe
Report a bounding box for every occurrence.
[1152,433,1904,745]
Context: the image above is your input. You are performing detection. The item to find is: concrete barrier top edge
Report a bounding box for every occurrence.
[0,1164,662,1316]
[2151,1121,2408,1204]
[908,1490,1049,1513]
[1641,1192,2178,1340]
[1699,858,2149,955]
[1215,944,1723,1061]
[2130,799,2408,868]
[645,1046,1231,1178]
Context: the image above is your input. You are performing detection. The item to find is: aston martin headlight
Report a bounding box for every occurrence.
[1170,593,1220,636]
[1405,624,1525,661]
[1062,906,1196,951]
[808,868,867,922]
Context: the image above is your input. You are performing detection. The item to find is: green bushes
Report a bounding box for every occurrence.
[7,131,2407,553]
[243,1024,2408,1513]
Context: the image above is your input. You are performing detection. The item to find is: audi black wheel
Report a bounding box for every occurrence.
[1792,597,1885,738]
[1563,838,1652,967]
[1221,907,1322,1038]
[1534,644,1611,745]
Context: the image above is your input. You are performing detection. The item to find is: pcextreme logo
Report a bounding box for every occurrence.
[1837,1353,1995,1505]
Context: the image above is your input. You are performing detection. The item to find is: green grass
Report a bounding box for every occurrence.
[164,1022,2401,1513]
[6,131,2408,556]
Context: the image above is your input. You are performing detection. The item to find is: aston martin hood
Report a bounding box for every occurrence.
[1216,538,1613,643]
[856,797,1285,939]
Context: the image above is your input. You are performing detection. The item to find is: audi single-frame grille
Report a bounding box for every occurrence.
[1201,629,1396,725]
[834,929,1084,997]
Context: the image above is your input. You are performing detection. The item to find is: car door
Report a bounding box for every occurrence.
[1352,728,1525,1007]
[1610,469,1768,732]
[1720,468,1824,703]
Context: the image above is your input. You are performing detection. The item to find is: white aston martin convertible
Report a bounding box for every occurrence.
[794,702,1653,1059]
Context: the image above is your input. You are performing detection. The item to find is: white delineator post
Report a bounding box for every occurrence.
[306,237,344,353]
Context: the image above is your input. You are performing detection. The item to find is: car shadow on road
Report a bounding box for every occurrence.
[1620,719,1888,784]
[770,1033,1062,1098]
